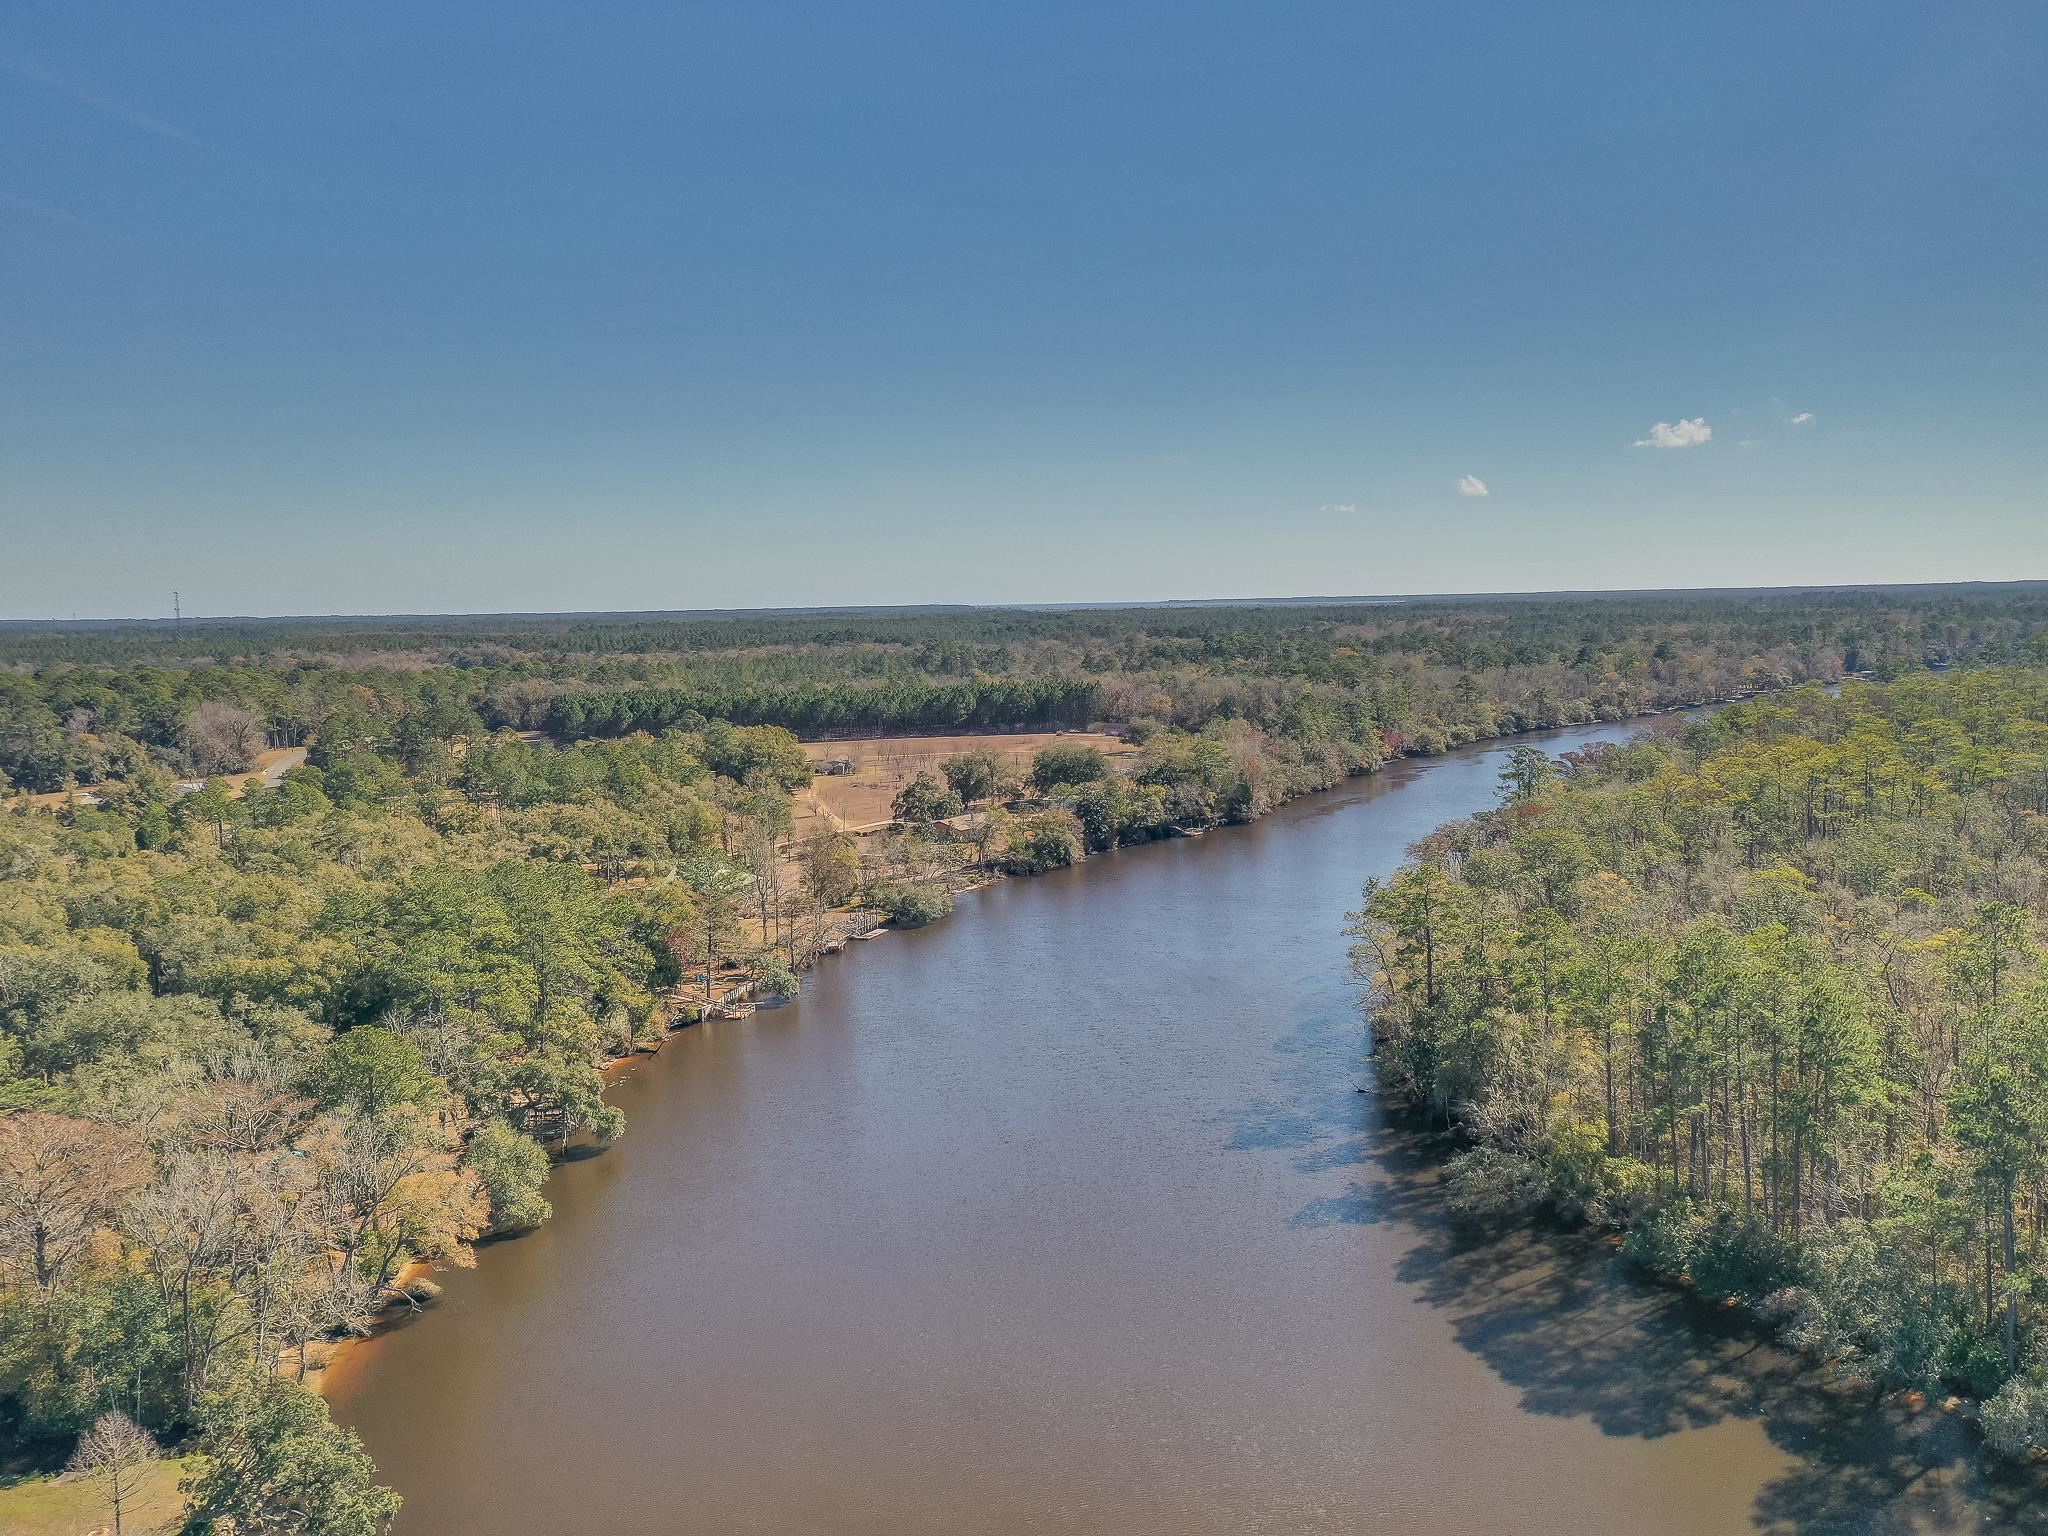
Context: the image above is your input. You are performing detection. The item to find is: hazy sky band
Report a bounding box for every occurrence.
[2,3,2043,618]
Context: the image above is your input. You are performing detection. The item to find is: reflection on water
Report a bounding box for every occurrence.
[329,724,2040,1534]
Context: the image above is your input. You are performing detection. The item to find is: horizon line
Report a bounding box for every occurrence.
[6,576,2048,629]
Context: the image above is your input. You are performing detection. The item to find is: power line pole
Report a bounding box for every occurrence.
[173,591,181,625]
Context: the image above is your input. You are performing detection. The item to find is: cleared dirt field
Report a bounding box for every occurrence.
[794,730,1133,836]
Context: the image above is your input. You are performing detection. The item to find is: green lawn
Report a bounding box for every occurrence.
[0,1458,190,1535]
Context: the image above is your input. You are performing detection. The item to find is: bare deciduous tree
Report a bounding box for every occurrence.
[302,1106,485,1300]
[170,1081,313,1156]
[0,1112,142,1295]
[64,1409,161,1536]
[275,1253,379,1381]
[123,1151,266,1412]
[187,700,266,775]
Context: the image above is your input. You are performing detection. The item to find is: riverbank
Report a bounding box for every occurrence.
[1342,1110,2038,1531]
[1376,1093,2036,1478]
[770,688,1760,958]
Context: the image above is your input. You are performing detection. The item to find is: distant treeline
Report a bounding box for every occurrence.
[6,589,2048,797]
[541,677,1102,739]
[7,586,2048,675]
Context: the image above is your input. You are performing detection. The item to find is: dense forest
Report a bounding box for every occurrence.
[8,585,2048,801]
[6,589,2048,1532]
[1354,670,2048,1459]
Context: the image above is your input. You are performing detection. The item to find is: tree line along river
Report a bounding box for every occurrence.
[326,720,2024,1535]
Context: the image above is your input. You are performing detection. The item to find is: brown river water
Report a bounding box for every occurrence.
[327,722,2037,1535]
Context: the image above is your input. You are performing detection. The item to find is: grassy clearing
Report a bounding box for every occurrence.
[0,1457,190,1536]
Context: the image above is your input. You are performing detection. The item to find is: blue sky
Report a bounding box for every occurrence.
[3,3,2044,618]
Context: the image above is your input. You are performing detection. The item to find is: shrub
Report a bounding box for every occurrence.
[1687,1211,1800,1306]
[1443,1147,1548,1222]
[1875,1300,1965,1396]
[1947,1333,2012,1399]
[1408,723,1450,755]
[1982,1369,2048,1460]
[465,1120,552,1234]
[871,881,952,927]
[1543,1124,1617,1222]
[758,959,800,999]
[1001,812,1080,873]
[1621,1199,1703,1278]
[1068,779,1126,853]
[1584,1156,1660,1231]
[1030,743,1108,792]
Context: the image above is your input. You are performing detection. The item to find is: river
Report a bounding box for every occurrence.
[327,721,2025,1535]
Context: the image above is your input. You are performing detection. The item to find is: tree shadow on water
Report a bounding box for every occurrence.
[1220,1006,1374,1164]
[1365,1119,2048,1535]
[1289,1180,1406,1229]
[1225,1014,2048,1533]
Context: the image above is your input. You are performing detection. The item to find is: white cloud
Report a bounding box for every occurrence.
[1633,417,1712,449]
[1788,411,1814,424]
[1319,503,1358,514]
[1456,474,1488,497]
